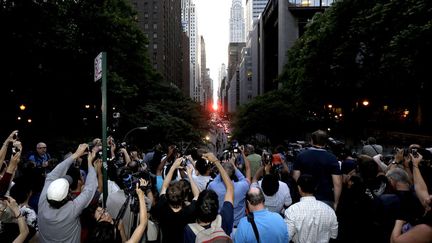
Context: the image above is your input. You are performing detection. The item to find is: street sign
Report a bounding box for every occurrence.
[94,52,103,81]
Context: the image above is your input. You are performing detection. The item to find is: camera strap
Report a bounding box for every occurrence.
[114,193,131,227]
[247,212,260,243]
[371,145,379,155]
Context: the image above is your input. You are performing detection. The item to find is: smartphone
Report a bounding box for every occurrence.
[12,147,20,156]
[12,132,18,140]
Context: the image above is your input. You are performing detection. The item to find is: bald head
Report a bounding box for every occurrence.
[246,187,265,206]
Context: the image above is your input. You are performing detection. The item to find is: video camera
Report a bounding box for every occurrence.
[122,170,151,194]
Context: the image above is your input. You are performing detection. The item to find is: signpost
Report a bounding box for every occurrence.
[94,52,109,207]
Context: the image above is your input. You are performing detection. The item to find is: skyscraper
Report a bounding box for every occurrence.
[245,0,269,34]
[129,0,184,90]
[181,0,201,101]
[229,0,245,43]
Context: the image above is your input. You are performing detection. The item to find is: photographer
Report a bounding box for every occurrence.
[390,153,432,243]
[184,152,234,242]
[0,195,29,243]
[106,168,153,240]
[152,157,199,243]
[0,131,22,197]
[208,145,251,228]
[37,143,97,243]
[251,161,292,214]
[89,178,148,243]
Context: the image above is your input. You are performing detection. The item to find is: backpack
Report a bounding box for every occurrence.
[188,215,233,243]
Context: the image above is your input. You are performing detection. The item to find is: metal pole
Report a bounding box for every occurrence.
[101,52,109,207]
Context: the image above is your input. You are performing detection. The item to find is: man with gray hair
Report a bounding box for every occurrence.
[377,168,425,242]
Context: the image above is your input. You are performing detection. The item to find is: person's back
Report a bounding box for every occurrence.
[234,187,288,243]
[245,144,261,180]
[285,174,338,243]
[361,137,383,157]
[293,130,341,205]
[208,162,249,227]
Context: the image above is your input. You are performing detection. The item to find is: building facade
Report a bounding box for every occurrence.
[130,0,185,92]
[229,0,246,43]
[245,0,269,34]
[181,0,201,101]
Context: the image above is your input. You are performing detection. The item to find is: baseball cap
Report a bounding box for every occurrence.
[47,176,72,201]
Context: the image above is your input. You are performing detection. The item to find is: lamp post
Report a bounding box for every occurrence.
[122,126,148,142]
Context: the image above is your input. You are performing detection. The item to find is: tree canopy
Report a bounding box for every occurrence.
[232,0,432,143]
[280,0,432,130]
[0,0,207,149]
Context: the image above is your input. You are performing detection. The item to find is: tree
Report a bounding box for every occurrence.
[0,0,208,148]
[279,0,432,133]
[232,89,307,144]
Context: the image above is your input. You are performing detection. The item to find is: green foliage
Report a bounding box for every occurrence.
[279,0,432,130]
[232,89,306,144]
[0,0,207,147]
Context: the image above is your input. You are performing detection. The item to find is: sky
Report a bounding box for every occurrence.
[195,0,242,102]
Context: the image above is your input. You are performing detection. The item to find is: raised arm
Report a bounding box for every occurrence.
[0,130,18,164]
[126,179,148,243]
[203,153,234,204]
[94,159,104,193]
[47,143,88,182]
[72,145,97,214]
[186,165,200,200]
[6,196,29,243]
[411,154,431,210]
[160,157,182,195]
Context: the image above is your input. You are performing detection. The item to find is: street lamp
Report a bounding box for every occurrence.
[123,126,148,142]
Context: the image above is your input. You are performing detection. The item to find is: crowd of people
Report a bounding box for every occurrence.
[1,128,432,243]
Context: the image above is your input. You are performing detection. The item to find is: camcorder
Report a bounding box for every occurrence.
[122,170,151,193]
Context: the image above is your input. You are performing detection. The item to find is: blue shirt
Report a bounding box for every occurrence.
[234,209,289,243]
[208,169,249,226]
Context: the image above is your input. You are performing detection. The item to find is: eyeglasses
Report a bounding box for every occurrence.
[37,147,47,149]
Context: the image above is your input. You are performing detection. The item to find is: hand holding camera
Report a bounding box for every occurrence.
[135,178,147,199]
[202,152,218,164]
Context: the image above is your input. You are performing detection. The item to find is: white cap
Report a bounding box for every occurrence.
[47,178,70,201]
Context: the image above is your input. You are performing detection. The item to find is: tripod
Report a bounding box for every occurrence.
[114,191,140,238]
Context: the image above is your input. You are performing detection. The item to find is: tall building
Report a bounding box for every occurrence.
[181,0,201,101]
[200,36,212,109]
[227,42,246,113]
[245,0,269,34]
[130,0,185,91]
[229,0,246,43]
[218,64,228,112]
